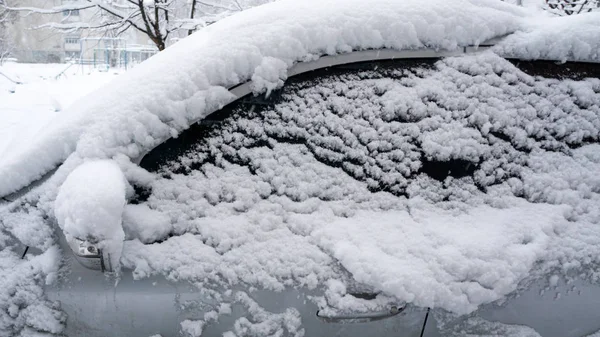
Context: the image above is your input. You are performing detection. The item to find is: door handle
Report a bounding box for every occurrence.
[316,305,405,323]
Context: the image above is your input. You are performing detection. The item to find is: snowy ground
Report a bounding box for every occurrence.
[0,63,122,163]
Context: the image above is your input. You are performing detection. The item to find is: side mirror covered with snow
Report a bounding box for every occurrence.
[55,160,128,273]
[66,237,115,272]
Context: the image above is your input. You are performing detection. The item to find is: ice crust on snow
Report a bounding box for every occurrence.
[54,160,128,269]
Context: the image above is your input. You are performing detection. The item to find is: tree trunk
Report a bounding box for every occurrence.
[188,0,198,36]
[154,38,165,51]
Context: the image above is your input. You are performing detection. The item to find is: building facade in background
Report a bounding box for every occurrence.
[7,0,156,65]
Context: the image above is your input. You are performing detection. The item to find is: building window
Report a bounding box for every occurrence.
[65,37,80,44]
[65,51,79,60]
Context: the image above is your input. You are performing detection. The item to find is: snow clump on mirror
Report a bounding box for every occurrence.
[54,160,128,271]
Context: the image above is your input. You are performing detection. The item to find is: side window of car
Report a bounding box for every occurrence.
[137,57,600,206]
[139,59,444,197]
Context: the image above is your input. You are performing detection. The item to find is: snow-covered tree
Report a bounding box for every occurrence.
[544,0,600,15]
[6,0,271,51]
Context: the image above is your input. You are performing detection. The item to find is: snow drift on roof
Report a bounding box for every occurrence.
[495,12,600,62]
[0,0,530,198]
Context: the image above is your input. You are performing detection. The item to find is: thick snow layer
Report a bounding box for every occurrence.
[313,205,564,313]
[0,205,54,250]
[0,0,531,198]
[54,160,127,269]
[495,12,600,62]
[122,204,172,243]
[0,63,121,169]
[0,246,63,336]
[0,0,600,335]
[118,53,600,315]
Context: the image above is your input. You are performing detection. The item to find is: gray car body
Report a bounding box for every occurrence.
[46,232,600,337]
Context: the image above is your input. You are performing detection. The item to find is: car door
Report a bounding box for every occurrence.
[48,56,600,337]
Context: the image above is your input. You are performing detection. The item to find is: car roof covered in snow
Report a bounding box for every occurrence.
[2,0,599,198]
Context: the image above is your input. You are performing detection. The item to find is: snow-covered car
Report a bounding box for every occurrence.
[1,0,600,336]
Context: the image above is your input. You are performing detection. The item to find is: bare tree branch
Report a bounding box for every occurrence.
[188,0,198,35]
[5,0,273,52]
[0,0,14,64]
[7,4,96,14]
